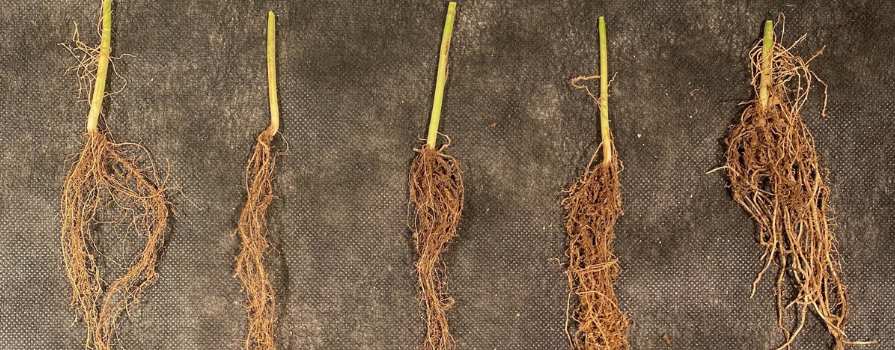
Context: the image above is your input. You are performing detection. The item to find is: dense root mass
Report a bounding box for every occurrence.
[61,131,169,350]
[726,34,854,350]
[563,149,629,350]
[410,146,464,350]
[235,129,278,350]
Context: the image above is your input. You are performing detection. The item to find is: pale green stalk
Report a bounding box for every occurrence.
[426,2,458,149]
[86,0,112,133]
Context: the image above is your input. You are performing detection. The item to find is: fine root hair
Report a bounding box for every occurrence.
[410,144,464,350]
[61,131,169,350]
[235,129,279,350]
[60,22,129,104]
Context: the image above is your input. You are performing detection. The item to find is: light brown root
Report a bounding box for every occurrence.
[235,129,278,350]
[563,146,629,350]
[61,131,169,350]
[410,145,464,350]
[60,22,129,104]
[725,27,864,350]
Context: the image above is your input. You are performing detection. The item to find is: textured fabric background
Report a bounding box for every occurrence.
[0,1,892,349]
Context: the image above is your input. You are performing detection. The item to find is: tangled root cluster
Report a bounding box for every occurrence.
[726,28,862,350]
[563,148,629,350]
[61,131,169,350]
[235,129,278,350]
[409,145,464,350]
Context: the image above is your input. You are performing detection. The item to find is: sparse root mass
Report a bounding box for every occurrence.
[726,33,856,349]
[235,129,278,350]
[61,131,169,350]
[410,146,464,350]
[61,24,127,103]
[563,149,629,350]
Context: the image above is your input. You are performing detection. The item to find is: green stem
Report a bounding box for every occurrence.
[598,16,611,165]
[266,11,280,135]
[86,0,112,133]
[426,2,458,149]
[759,20,773,111]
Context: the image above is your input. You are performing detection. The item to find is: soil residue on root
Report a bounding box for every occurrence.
[61,131,169,350]
[725,27,861,350]
[563,148,629,350]
[235,129,278,350]
[409,145,464,350]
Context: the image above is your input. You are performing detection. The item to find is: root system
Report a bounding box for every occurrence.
[61,2,169,349]
[563,16,629,350]
[235,129,278,350]
[61,131,169,350]
[410,145,464,350]
[233,11,281,350]
[725,21,863,350]
[563,150,628,350]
